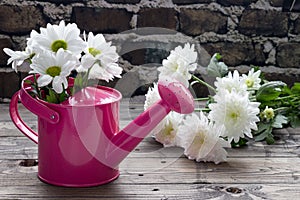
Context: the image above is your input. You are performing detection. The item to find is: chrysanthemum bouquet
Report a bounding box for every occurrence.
[3,21,122,103]
[144,43,300,164]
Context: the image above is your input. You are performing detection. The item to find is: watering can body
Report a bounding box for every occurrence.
[10,75,123,186]
[10,75,195,187]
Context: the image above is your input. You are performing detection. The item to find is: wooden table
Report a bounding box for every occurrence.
[1,99,299,199]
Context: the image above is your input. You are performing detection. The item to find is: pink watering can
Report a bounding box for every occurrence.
[9,75,194,187]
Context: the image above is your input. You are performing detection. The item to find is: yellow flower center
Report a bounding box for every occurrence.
[46,66,61,77]
[164,122,174,136]
[193,131,205,146]
[51,40,68,52]
[89,47,101,57]
[264,108,275,119]
[245,78,254,88]
[230,112,238,120]
[228,110,241,123]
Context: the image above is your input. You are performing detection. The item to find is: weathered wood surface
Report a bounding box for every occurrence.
[0,99,300,199]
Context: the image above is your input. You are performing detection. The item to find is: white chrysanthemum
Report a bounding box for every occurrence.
[214,70,247,95]
[3,47,32,72]
[242,68,261,90]
[154,112,184,147]
[30,49,78,93]
[158,43,197,88]
[144,83,161,110]
[32,20,86,55]
[144,83,166,136]
[79,32,122,81]
[208,89,260,143]
[144,83,184,146]
[178,112,230,164]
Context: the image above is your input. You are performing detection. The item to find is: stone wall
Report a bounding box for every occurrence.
[0,0,300,98]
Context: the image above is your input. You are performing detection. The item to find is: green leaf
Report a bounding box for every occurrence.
[254,122,276,144]
[255,128,271,141]
[46,89,58,104]
[59,92,68,103]
[272,114,288,128]
[291,82,300,94]
[254,122,270,135]
[207,53,228,78]
[256,81,286,102]
[231,138,248,148]
[254,121,274,142]
[281,85,292,95]
[215,53,222,61]
[24,80,33,85]
[289,114,300,128]
[266,134,275,145]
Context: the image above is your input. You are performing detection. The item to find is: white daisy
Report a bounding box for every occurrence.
[30,49,78,93]
[214,70,247,95]
[242,68,261,90]
[158,43,197,88]
[32,20,86,55]
[79,32,122,81]
[178,112,230,164]
[208,89,260,143]
[3,29,42,72]
[3,47,32,72]
[27,29,39,50]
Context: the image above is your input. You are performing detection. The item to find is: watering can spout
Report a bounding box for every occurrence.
[108,79,195,167]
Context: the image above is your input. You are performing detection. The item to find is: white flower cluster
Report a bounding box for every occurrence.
[144,45,262,164]
[209,70,261,143]
[4,21,122,94]
[144,83,230,164]
[157,43,197,88]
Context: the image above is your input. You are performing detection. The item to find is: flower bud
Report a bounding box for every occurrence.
[262,106,275,120]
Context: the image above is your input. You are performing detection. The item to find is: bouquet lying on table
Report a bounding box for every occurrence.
[144,43,300,164]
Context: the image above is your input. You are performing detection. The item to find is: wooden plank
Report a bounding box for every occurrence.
[0,157,299,185]
[0,103,37,137]
[1,98,300,199]
[0,183,299,200]
[1,133,300,160]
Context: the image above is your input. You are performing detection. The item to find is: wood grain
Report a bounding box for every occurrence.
[0,184,299,200]
[0,100,300,200]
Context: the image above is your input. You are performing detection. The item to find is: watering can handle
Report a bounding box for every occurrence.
[18,87,59,124]
[9,91,38,144]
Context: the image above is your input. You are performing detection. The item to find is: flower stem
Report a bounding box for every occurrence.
[82,67,91,88]
[276,95,298,101]
[192,75,216,92]
[274,107,289,113]
[194,108,211,112]
[194,97,210,101]
[82,61,98,88]
[33,74,41,99]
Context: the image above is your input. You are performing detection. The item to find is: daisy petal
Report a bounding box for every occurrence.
[37,75,52,87]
